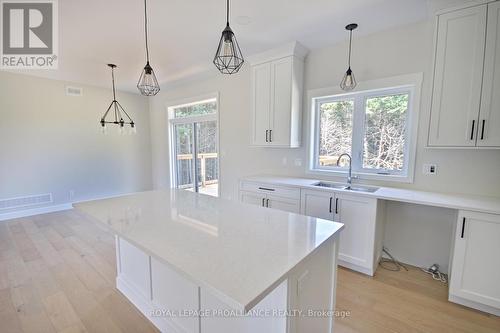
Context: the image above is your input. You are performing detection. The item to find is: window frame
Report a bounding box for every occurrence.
[166,92,220,196]
[307,73,422,183]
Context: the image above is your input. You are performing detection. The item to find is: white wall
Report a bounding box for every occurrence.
[149,18,500,270]
[0,71,152,214]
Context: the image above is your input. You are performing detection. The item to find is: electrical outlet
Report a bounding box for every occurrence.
[423,164,437,175]
[282,157,287,166]
[294,158,302,167]
[69,190,75,200]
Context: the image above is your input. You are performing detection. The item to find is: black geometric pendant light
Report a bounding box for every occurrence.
[340,23,358,91]
[137,0,160,96]
[213,0,244,74]
[100,64,136,134]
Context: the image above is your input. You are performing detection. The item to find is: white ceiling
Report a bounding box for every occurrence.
[11,0,439,93]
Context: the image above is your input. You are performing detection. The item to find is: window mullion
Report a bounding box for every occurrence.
[350,94,364,173]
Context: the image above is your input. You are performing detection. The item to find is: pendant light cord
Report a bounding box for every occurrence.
[348,29,352,68]
[226,0,229,25]
[144,0,150,62]
[111,67,117,101]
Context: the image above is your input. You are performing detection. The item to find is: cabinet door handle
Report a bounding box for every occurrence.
[470,120,476,140]
[481,119,485,140]
[266,199,270,207]
[329,197,333,213]
[335,198,339,214]
[262,198,266,207]
[461,217,466,238]
[265,130,269,143]
[269,129,272,142]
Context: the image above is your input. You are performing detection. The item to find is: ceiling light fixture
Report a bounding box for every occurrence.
[137,0,160,96]
[101,64,136,134]
[340,23,358,91]
[213,0,244,74]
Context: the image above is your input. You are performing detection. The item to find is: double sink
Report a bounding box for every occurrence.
[313,181,379,193]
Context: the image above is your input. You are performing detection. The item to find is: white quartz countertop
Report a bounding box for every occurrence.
[75,189,343,312]
[242,175,500,215]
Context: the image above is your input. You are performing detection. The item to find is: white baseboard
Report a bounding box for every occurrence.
[0,203,73,222]
[338,259,374,276]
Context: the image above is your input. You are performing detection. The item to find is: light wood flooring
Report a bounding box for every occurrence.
[0,210,499,333]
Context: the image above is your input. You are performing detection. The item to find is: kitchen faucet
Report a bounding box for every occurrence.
[336,153,354,189]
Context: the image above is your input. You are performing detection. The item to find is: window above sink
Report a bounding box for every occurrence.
[307,73,423,183]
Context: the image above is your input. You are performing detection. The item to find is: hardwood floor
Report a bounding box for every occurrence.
[334,266,500,333]
[0,210,158,333]
[1,210,499,333]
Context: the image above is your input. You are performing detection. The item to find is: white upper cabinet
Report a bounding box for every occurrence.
[250,42,307,148]
[252,63,272,146]
[479,1,500,147]
[428,4,487,147]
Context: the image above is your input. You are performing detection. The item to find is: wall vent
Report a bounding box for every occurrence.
[0,193,53,211]
[65,86,83,96]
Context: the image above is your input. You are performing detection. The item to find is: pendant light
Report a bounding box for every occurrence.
[101,64,136,134]
[137,0,160,96]
[340,23,358,91]
[213,0,244,74]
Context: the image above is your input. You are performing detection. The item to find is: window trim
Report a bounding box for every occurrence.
[166,92,220,196]
[307,73,423,183]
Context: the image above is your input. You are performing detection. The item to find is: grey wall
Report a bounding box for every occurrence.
[0,71,153,213]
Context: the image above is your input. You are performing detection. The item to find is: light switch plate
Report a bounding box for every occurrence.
[423,164,437,175]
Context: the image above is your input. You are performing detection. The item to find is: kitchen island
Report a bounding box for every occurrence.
[75,189,344,333]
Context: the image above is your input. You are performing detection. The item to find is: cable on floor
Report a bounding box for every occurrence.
[420,265,448,284]
[379,247,408,272]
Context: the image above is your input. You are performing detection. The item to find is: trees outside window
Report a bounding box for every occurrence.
[312,86,414,180]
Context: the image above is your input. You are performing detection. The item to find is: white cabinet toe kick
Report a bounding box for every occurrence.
[115,236,341,333]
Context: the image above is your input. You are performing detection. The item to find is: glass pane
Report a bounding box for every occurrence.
[196,121,218,197]
[363,93,409,171]
[174,100,217,118]
[318,100,354,167]
[174,123,194,191]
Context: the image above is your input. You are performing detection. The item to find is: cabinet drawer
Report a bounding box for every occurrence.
[240,181,300,200]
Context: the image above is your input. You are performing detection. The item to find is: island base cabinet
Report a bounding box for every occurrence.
[449,211,500,316]
[116,235,341,333]
[201,236,338,333]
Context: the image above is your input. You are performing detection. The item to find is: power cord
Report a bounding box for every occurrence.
[379,247,408,272]
[421,264,447,284]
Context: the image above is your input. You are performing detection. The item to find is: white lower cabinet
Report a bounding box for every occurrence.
[301,189,335,220]
[334,192,379,274]
[239,181,301,214]
[301,189,383,276]
[449,210,500,316]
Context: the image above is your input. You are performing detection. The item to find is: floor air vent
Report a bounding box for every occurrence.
[0,193,53,211]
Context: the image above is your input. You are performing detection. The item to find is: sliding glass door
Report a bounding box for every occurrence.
[170,98,219,197]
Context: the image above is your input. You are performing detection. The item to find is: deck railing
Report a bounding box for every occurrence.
[177,153,218,187]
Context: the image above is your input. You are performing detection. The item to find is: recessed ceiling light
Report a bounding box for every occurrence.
[235,15,252,25]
